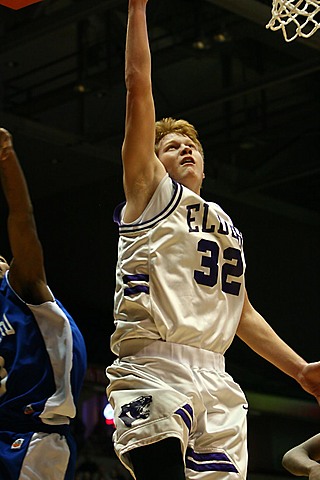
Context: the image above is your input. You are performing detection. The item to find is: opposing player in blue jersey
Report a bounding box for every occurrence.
[106,1,320,479]
[0,127,87,480]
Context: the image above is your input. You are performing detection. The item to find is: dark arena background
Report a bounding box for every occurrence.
[0,0,320,478]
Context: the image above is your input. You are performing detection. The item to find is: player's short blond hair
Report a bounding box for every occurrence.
[155,117,204,158]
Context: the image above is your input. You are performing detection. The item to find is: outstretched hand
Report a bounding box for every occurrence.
[297,361,320,403]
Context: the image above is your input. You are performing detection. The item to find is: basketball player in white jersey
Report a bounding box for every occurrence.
[106,1,320,479]
[282,434,320,480]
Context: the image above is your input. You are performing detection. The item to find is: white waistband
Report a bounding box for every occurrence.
[129,340,225,372]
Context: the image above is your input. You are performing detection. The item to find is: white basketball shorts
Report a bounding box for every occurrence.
[106,341,248,479]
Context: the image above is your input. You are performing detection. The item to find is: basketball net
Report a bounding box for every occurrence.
[266,0,320,42]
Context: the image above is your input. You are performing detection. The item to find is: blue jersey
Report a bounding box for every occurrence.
[0,272,87,432]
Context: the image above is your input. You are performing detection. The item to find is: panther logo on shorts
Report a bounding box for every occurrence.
[119,395,152,427]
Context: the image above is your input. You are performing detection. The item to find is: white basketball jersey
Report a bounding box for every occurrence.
[111,175,245,356]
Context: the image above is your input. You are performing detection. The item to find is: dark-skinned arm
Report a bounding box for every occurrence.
[282,434,320,480]
[0,128,52,304]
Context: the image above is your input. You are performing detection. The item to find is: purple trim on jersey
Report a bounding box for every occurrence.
[186,447,238,473]
[113,201,126,225]
[123,274,150,296]
[116,179,183,234]
[123,274,149,283]
[124,285,149,296]
[175,404,193,433]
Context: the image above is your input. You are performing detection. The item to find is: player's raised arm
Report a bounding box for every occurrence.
[0,128,52,304]
[122,0,166,222]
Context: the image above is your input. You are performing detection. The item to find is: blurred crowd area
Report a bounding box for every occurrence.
[73,417,130,480]
[72,387,131,480]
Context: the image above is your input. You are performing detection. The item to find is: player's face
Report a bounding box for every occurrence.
[0,256,10,279]
[157,133,204,194]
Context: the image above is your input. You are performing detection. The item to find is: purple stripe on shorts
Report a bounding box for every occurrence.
[186,448,230,462]
[186,447,238,473]
[183,403,193,419]
[186,459,238,473]
[175,404,193,432]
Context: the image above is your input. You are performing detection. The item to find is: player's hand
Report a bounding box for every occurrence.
[297,361,320,403]
[0,128,13,161]
[0,355,8,396]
